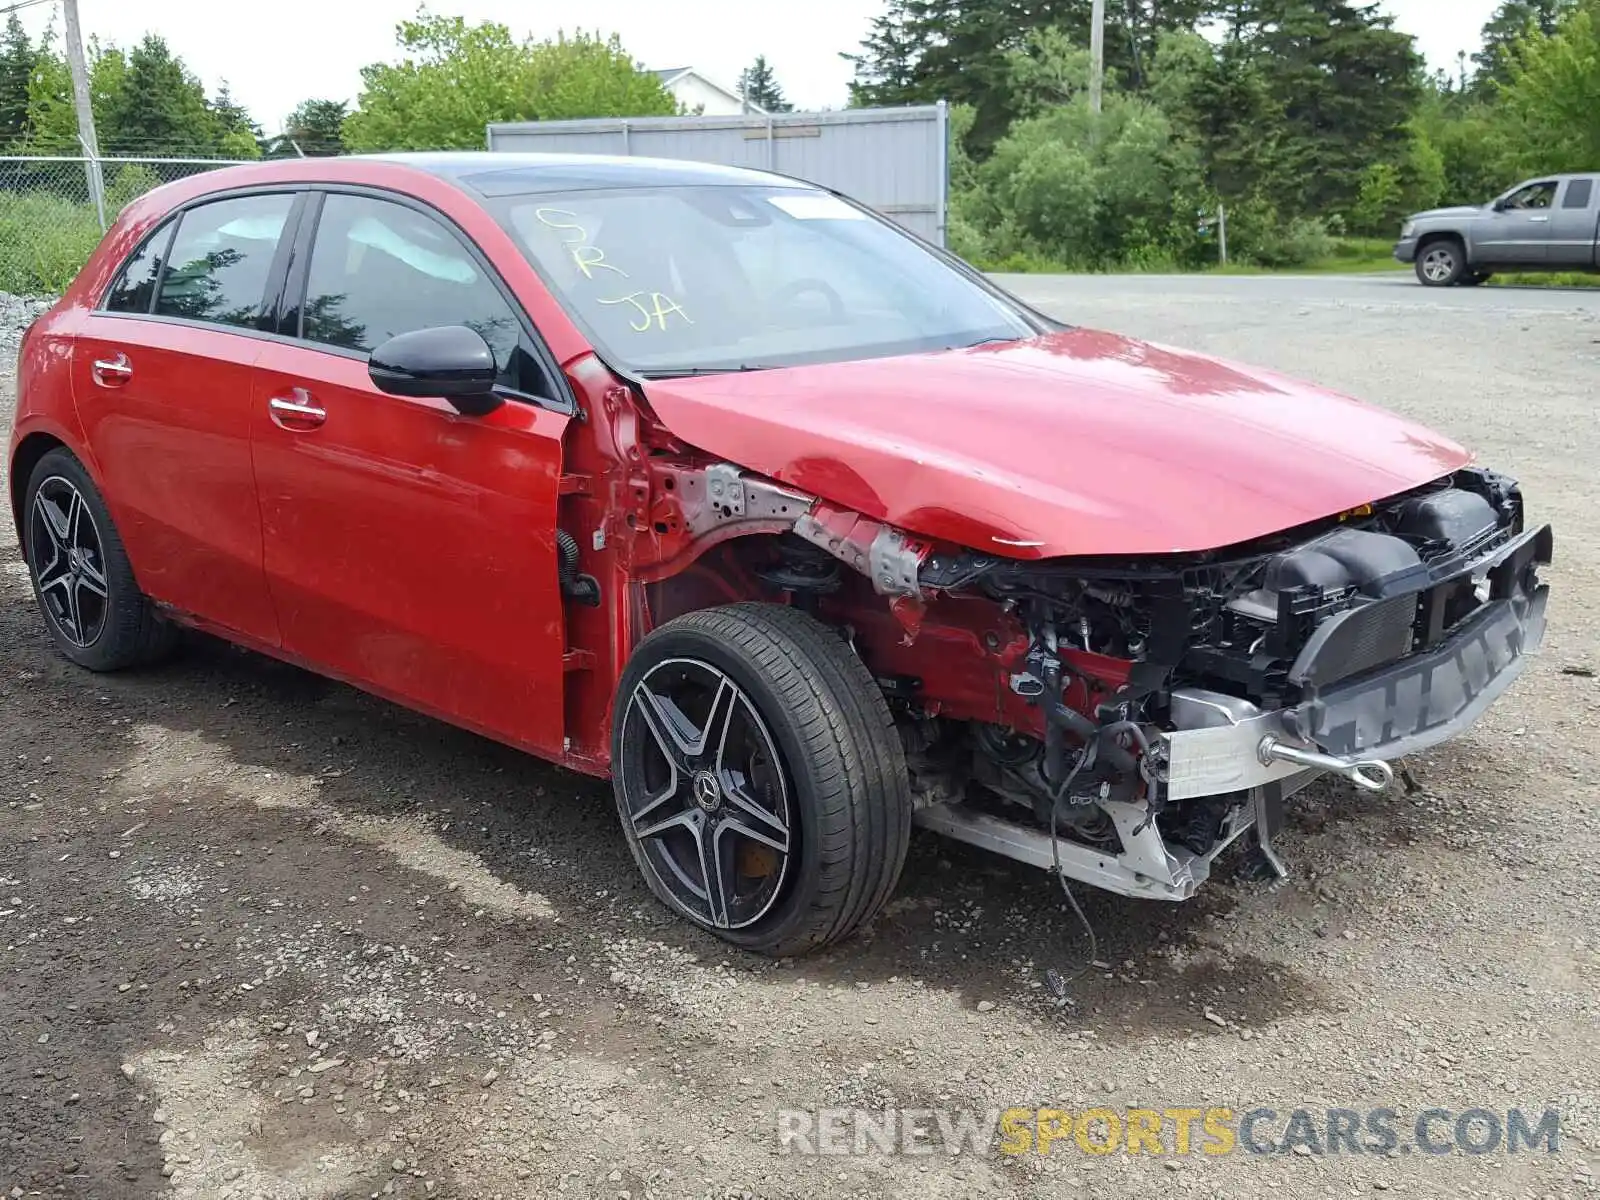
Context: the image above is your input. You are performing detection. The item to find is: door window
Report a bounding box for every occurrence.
[298,193,550,397]
[103,217,178,313]
[1504,182,1557,210]
[1561,179,1594,210]
[154,194,295,329]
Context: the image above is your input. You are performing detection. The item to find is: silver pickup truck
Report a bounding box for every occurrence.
[1394,172,1600,286]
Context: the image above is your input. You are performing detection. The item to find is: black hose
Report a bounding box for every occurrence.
[1050,701,1099,743]
[556,529,580,590]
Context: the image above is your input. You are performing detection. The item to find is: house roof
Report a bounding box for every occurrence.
[645,66,765,114]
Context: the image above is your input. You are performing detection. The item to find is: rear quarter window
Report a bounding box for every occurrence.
[103,217,178,314]
[1562,179,1594,210]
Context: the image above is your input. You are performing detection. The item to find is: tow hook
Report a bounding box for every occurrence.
[1257,734,1395,794]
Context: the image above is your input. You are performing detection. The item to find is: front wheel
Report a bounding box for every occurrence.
[1415,240,1465,286]
[611,603,911,957]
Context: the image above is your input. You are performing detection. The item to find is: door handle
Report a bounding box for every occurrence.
[268,388,327,430]
[90,353,133,388]
[1529,215,1550,223]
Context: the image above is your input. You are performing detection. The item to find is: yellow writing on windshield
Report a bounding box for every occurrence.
[571,244,627,279]
[534,208,586,243]
[533,208,684,329]
[599,292,693,332]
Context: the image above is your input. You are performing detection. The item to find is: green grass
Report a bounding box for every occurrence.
[0,191,105,294]
[976,237,1407,277]
[1488,271,1600,289]
[1217,237,1404,275]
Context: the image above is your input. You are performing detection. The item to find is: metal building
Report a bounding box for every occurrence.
[486,104,950,247]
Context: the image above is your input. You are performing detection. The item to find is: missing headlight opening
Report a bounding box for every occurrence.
[913,466,1548,900]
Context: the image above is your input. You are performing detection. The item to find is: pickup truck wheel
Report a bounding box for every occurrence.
[1416,240,1465,286]
[611,602,911,957]
[23,448,177,671]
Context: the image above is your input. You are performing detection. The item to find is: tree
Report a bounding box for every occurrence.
[1004,27,1094,119]
[19,32,261,160]
[843,1,927,106]
[209,82,263,159]
[1497,0,1600,173]
[1239,0,1424,215]
[846,0,1234,156]
[973,88,1205,267]
[1473,0,1576,89]
[737,55,792,111]
[342,13,675,153]
[273,98,348,157]
[19,33,120,155]
[100,35,219,156]
[0,13,36,146]
[1150,29,1286,203]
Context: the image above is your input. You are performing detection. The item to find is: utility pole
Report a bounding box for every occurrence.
[62,0,107,229]
[1089,0,1106,115]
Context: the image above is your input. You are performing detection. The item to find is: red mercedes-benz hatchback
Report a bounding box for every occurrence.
[9,153,1551,956]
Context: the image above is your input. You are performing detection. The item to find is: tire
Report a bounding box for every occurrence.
[611,602,911,957]
[1415,239,1465,287]
[22,448,176,671]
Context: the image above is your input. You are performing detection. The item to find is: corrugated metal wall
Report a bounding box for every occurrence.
[486,104,950,246]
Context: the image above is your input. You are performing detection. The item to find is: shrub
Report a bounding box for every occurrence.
[1244,215,1337,268]
[0,192,104,294]
[976,92,1204,270]
[0,163,167,295]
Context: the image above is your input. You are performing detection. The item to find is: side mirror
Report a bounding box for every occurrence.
[368,326,503,417]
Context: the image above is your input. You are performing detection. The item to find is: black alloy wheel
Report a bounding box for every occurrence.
[618,657,795,930]
[28,473,110,649]
[611,603,912,957]
[23,448,176,671]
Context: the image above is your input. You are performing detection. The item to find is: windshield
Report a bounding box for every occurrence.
[485,185,1038,375]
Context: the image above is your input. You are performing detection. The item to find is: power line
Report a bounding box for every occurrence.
[0,0,59,16]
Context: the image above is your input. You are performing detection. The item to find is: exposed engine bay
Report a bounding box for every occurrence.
[641,461,1552,901]
[883,466,1549,896]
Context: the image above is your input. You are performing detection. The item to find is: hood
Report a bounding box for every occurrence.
[641,329,1472,559]
[1408,205,1487,222]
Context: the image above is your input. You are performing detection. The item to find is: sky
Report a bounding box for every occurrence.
[20,0,1503,134]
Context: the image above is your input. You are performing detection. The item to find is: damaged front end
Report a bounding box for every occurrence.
[638,456,1551,901]
[902,466,1552,899]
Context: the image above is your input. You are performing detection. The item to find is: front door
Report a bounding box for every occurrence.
[70,191,300,646]
[250,190,571,756]
[1477,180,1558,265]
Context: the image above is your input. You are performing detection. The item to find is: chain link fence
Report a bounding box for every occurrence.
[0,155,251,295]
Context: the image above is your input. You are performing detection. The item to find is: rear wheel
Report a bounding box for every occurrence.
[1416,240,1465,286]
[611,603,911,957]
[23,449,176,671]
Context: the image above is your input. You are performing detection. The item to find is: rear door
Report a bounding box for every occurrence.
[71,190,302,645]
[250,188,573,756]
[1477,180,1557,265]
[1549,177,1599,267]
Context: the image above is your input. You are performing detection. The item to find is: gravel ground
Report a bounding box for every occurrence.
[2,278,1598,1200]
